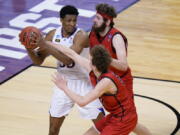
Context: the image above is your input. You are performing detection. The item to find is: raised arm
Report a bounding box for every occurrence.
[45,40,91,73]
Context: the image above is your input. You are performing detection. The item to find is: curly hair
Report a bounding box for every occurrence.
[96,3,117,27]
[59,5,79,18]
[90,45,112,73]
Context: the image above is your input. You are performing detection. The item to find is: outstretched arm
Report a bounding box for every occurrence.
[44,40,91,73]
[31,30,91,72]
[53,73,115,107]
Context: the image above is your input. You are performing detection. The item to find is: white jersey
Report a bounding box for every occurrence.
[52,26,89,80]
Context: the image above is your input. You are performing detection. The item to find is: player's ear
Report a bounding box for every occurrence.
[60,18,63,23]
[106,20,111,26]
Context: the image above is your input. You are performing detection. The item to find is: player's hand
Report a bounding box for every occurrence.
[19,26,42,50]
[52,72,68,91]
[29,32,45,49]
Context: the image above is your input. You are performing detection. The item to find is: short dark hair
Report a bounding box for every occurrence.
[59,5,79,18]
[96,3,117,27]
[90,45,112,73]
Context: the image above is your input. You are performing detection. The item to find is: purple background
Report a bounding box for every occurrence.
[0,0,139,84]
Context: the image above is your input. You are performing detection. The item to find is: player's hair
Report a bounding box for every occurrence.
[59,5,79,18]
[96,3,117,27]
[90,45,112,73]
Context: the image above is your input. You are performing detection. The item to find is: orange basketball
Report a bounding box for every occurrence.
[19,26,41,50]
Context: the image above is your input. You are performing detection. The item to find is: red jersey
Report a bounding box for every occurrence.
[89,28,137,135]
[89,71,136,117]
[89,27,134,98]
[89,27,131,77]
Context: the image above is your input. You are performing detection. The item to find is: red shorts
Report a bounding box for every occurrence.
[95,111,137,135]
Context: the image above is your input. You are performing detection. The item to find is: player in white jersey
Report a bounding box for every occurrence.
[53,26,89,80]
[25,5,104,135]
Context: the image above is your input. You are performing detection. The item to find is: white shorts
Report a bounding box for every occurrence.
[49,78,103,119]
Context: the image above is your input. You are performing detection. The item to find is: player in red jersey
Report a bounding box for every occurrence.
[28,3,151,134]
[29,34,147,134]
[89,3,133,101]
[88,3,152,135]
[52,45,138,135]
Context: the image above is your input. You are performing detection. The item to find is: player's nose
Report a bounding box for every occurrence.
[70,21,76,27]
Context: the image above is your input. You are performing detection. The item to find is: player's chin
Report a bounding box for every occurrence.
[92,26,99,32]
[67,27,75,33]
[92,25,96,29]
[93,23,99,27]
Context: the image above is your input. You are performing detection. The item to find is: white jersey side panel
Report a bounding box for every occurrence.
[52,26,89,79]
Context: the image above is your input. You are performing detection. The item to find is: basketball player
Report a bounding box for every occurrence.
[24,5,104,135]
[52,45,138,135]
[28,4,152,135]
[30,35,151,135]
[88,3,152,135]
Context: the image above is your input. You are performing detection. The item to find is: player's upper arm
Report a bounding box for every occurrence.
[112,34,127,60]
[44,29,56,41]
[68,30,91,71]
[70,30,89,54]
[80,78,115,106]
[112,34,128,69]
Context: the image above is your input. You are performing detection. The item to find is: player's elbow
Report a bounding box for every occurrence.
[121,64,128,71]
[32,59,44,66]
[78,103,86,107]
[77,100,88,107]
[116,62,128,71]
[33,62,42,66]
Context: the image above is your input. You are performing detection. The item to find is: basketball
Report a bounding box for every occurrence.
[19,26,41,50]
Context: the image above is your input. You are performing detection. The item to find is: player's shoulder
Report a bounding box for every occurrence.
[74,29,88,40]
[45,29,56,41]
[46,29,56,37]
[74,29,89,47]
[76,28,86,36]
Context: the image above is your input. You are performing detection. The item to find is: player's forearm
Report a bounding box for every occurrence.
[111,58,128,71]
[63,88,88,107]
[42,41,73,65]
[45,41,76,59]
[26,49,44,65]
[51,42,92,72]
[44,41,91,72]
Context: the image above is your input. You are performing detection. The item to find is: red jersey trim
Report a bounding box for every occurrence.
[99,72,125,118]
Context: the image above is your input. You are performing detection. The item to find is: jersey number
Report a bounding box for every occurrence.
[59,61,75,68]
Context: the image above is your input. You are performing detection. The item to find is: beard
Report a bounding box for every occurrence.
[92,22,106,33]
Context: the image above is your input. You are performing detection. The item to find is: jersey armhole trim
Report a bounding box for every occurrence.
[101,76,119,96]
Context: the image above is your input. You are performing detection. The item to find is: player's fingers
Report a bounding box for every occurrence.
[29,32,38,43]
[56,72,63,80]
[18,32,24,43]
[51,74,56,83]
[54,72,64,83]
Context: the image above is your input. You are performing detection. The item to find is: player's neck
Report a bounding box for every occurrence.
[99,26,111,37]
[94,70,101,78]
[62,28,71,38]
